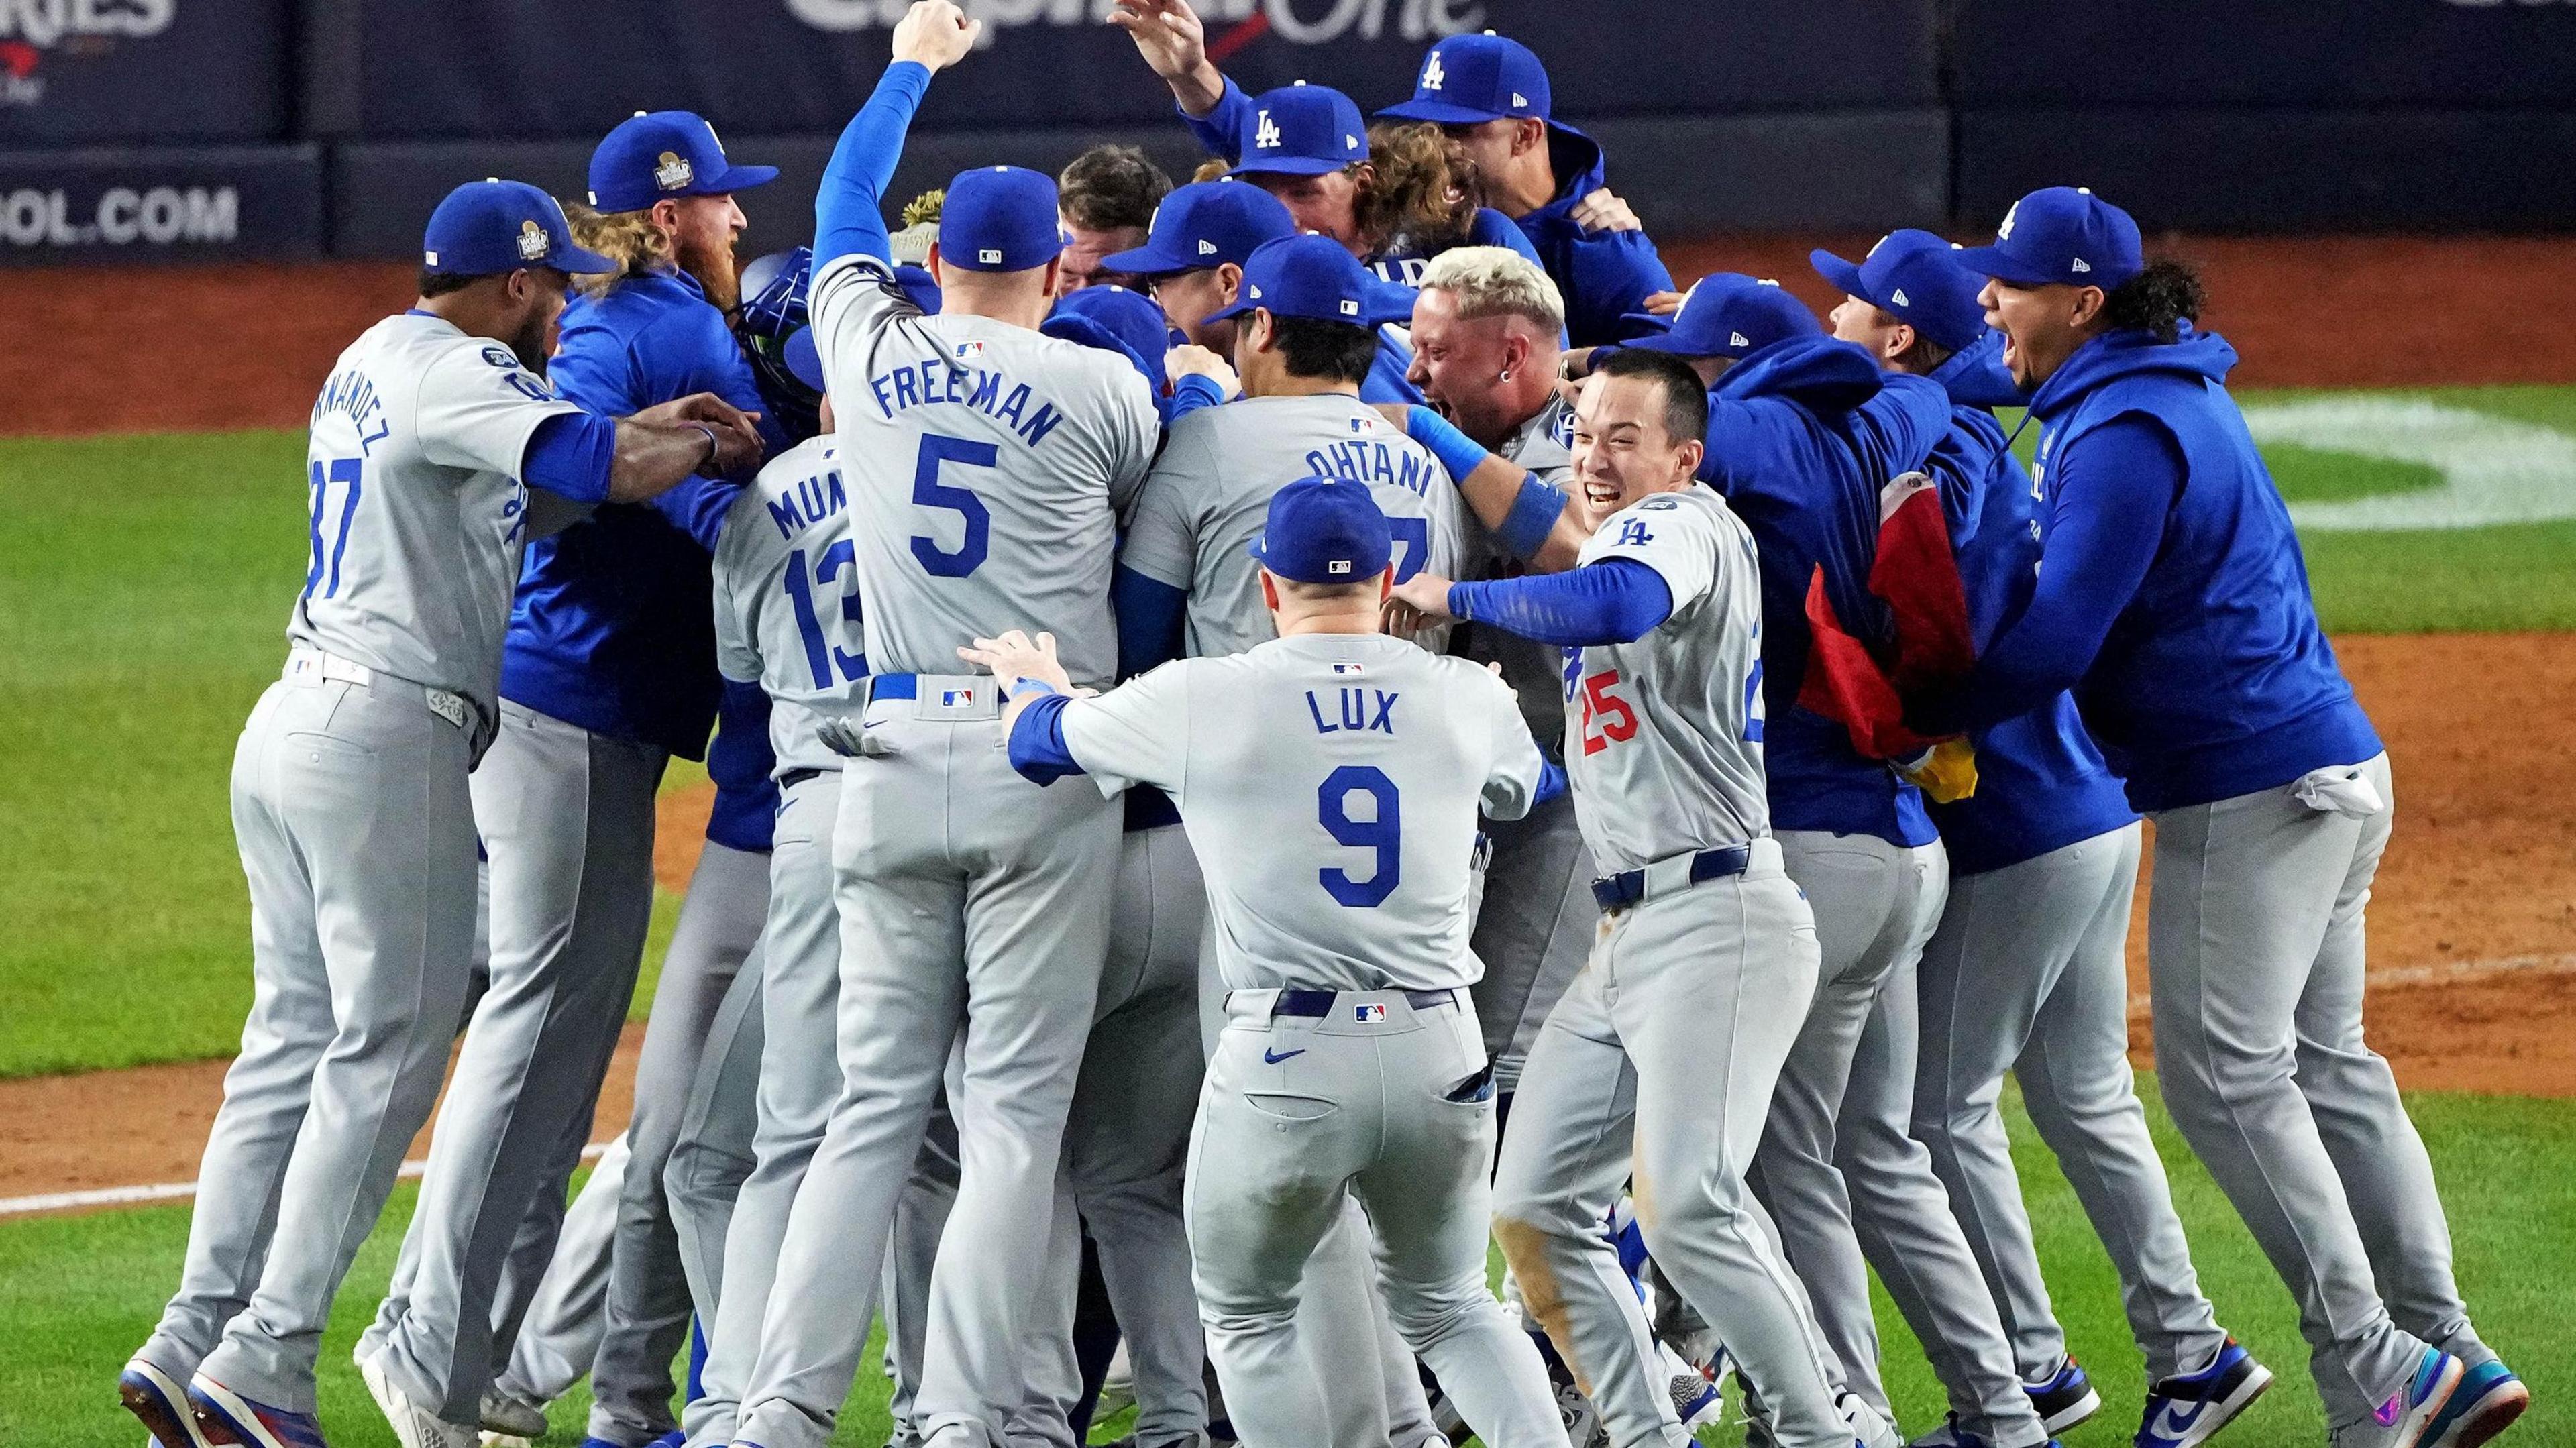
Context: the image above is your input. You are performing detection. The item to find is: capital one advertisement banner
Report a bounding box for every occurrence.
[352,0,1938,140]
[0,0,288,144]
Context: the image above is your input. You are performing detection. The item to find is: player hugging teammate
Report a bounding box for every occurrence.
[121,5,2526,1448]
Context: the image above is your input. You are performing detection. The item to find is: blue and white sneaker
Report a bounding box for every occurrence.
[2331,1348,2463,1448]
[119,1358,212,1448]
[2424,1358,2528,1448]
[2027,1357,2102,1435]
[2137,1337,2274,1448]
[1660,1343,1725,1430]
[184,1374,329,1448]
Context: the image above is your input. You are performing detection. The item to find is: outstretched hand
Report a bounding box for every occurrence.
[893,0,981,71]
[1387,571,1457,624]
[1107,0,1224,115]
[958,628,1074,698]
[636,393,765,475]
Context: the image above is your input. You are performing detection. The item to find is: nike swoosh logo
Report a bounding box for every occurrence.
[1263,1047,1305,1064]
[2152,1398,2212,1441]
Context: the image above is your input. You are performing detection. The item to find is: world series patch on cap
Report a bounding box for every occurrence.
[421,179,616,277]
[587,110,779,214]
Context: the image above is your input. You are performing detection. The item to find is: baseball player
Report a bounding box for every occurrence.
[1802,229,2275,1448]
[1387,347,1862,1448]
[1097,178,1294,357]
[117,179,760,1448]
[720,7,1160,1445]
[1112,231,1472,1448]
[964,474,1562,1448]
[356,112,786,1448]
[1055,144,1171,295]
[1917,188,2524,1448]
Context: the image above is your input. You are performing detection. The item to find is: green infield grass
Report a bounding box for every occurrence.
[3,385,2573,1077]
[2,1081,2565,1445]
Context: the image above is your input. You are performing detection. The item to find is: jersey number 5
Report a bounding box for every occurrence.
[910,433,996,578]
[1578,669,1638,756]
[1318,765,1401,908]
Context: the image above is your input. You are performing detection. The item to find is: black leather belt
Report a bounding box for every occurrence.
[1271,987,1456,1019]
[1591,843,1754,909]
[779,766,828,789]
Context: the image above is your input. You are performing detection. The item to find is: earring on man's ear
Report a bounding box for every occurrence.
[1499,369,1511,381]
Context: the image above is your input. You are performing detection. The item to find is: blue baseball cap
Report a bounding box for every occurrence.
[1044,284,1170,396]
[1209,234,1407,327]
[1621,274,1819,361]
[422,180,615,277]
[1377,31,1551,126]
[1100,180,1296,277]
[1230,82,1371,179]
[1248,476,1392,586]
[939,165,1062,273]
[1809,229,1990,354]
[782,326,826,393]
[1953,186,2143,291]
[587,111,777,214]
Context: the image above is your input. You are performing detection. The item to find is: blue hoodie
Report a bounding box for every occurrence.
[1913,327,2379,814]
[508,269,790,764]
[1695,334,1952,847]
[1507,123,1674,349]
[1914,335,2137,875]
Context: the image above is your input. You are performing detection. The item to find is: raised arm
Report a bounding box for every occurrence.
[816,1,983,269]
[1109,0,1228,119]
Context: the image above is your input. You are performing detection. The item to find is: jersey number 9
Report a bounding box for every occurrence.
[1318,765,1401,908]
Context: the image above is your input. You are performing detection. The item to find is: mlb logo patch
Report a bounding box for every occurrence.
[955,340,986,360]
[979,248,1002,265]
[1332,661,1364,675]
[941,687,976,707]
[1354,1003,1387,1023]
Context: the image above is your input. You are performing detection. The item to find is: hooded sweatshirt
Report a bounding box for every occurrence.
[1696,333,1951,846]
[1912,326,2379,814]
[1914,334,2136,874]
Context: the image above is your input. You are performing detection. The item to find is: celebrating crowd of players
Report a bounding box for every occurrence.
[116,3,2528,1448]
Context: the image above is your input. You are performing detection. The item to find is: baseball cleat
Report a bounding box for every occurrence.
[2136,1336,2273,1448]
[2423,1358,2528,1448]
[1552,1378,1611,1448]
[2027,1356,2102,1435]
[477,1388,548,1441]
[358,1347,480,1448]
[1841,1391,1903,1448]
[184,1374,329,1448]
[121,1358,213,1448]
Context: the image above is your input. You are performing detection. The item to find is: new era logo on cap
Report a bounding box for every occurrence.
[2070,257,2092,272]
[1511,91,1527,107]
[1198,238,1218,255]
[1729,331,1749,347]
[1891,288,1909,305]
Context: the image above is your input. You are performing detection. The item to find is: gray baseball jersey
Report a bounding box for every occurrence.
[294,313,582,716]
[1059,632,1544,993]
[808,255,1157,687]
[1120,394,1465,660]
[712,435,865,779]
[1563,484,1770,872]
[1458,394,1576,744]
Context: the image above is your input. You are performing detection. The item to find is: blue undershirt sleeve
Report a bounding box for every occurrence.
[1447,557,1674,647]
[1913,414,2182,734]
[1166,372,1229,425]
[649,473,741,553]
[1533,756,1568,806]
[1006,692,1087,785]
[1185,76,1253,163]
[1112,564,1189,681]
[816,61,932,269]
[521,410,616,504]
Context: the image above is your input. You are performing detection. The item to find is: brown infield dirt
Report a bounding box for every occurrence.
[2,237,2571,1206]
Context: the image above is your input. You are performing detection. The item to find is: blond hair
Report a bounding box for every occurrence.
[1356,120,1480,257]
[1417,245,1564,337]
[563,200,669,299]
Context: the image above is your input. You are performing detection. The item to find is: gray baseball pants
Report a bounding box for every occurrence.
[1909,822,2229,1389]
[2147,755,2489,1431]
[138,660,482,1413]
[1189,989,1562,1448]
[1493,843,1849,1448]
[364,700,666,1425]
[731,693,1121,1448]
[489,1132,627,1417]
[1466,793,1599,1096]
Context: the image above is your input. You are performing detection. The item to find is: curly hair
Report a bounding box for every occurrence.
[563,199,669,299]
[2104,259,2206,345]
[1356,120,1481,258]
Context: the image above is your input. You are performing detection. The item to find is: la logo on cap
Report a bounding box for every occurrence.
[1254,109,1281,149]
[1997,199,2019,239]
[517,219,549,262]
[1422,52,1445,90]
[655,150,692,191]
